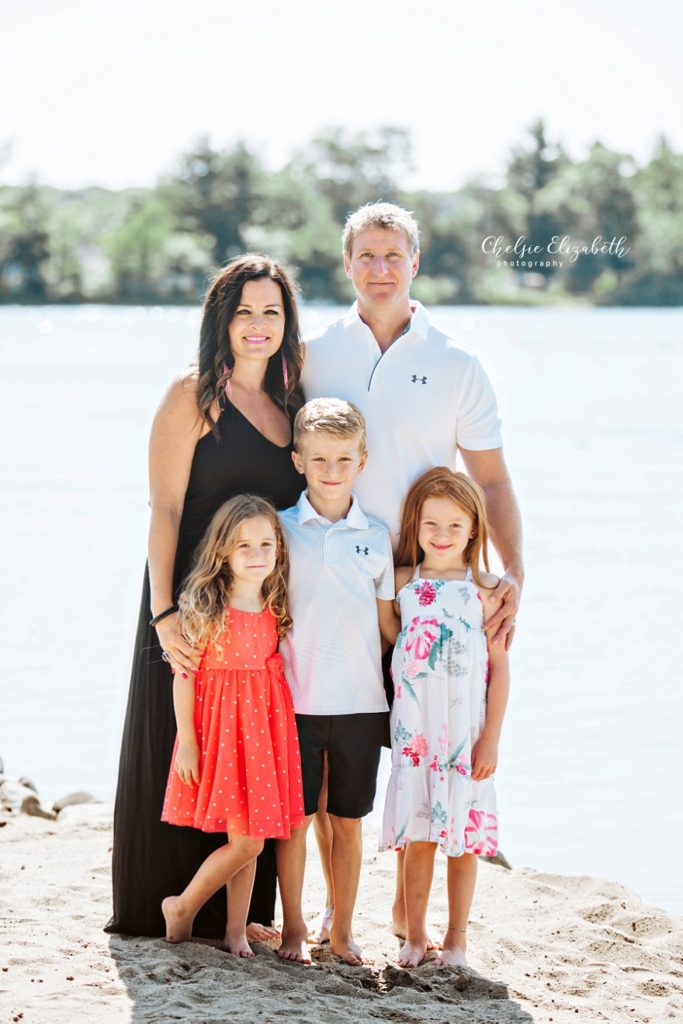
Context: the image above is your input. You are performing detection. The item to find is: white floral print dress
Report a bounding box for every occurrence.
[381,566,499,857]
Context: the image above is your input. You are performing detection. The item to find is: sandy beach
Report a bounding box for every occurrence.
[2,306,682,1023]
[1,805,682,1024]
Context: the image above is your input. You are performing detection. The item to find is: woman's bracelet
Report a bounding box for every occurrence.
[150,605,178,628]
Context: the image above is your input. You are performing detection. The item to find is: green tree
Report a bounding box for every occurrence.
[0,184,52,301]
[44,196,86,300]
[536,142,637,295]
[244,168,345,300]
[493,119,573,283]
[406,187,501,304]
[290,125,414,225]
[163,138,265,264]
[104,192,213,302]
[42,186,145,301]
[621,136,683,303]
[104,193,175,301]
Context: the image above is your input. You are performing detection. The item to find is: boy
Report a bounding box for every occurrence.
[277,397,395,966]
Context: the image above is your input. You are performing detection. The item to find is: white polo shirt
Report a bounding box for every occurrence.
[301,301,502,547]
[279,492,394,716]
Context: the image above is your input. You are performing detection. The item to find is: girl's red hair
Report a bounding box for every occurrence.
[395,467,492,588]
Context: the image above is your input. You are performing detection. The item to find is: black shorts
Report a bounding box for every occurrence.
[295,712,386,818]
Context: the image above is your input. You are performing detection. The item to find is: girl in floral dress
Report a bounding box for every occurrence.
[161,494,305,956]
[381,468,510,969]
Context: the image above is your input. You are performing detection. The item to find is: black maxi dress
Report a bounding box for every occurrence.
[105,400,304,938]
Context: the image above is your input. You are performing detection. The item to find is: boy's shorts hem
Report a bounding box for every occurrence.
[295,712,386,818]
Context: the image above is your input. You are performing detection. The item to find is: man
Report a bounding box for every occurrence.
[302,201,522,635]
[301,201,523,943]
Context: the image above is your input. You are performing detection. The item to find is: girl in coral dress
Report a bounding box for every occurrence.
[161,494,305,955]
[381,468,510,970]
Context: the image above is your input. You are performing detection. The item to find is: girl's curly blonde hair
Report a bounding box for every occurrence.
[178,494,291,648]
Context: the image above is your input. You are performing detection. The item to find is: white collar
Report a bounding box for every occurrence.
[296,491,369,530]
[343,299,430,343]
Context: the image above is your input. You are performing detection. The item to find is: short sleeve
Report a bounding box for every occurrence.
[374,527,396,600]
[456,356,503,451]
[278,507,296,544]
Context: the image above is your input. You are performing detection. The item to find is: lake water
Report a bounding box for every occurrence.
[1,304,682,916]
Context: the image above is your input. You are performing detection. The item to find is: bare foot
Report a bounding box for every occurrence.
[245,922,280,944]
[330,933,363,966]
[161,896,193,943]
[397,937,428,968]
[437,936,467,969]
[277,931,312,965]
[391,902,406,941]
[393,920,438,951]
[223,929,255,959]
[308,904,334,944]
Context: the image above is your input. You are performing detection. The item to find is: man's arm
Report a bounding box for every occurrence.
[459,446,523,650]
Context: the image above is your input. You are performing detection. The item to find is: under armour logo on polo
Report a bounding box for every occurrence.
[355,546,369,555]
[411,375,428,384]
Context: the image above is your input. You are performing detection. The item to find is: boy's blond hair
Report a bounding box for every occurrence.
[342,201,420,260]
[293,397,367,453]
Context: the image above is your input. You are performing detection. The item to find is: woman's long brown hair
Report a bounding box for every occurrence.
[197,254,304,436]
[395,467,493,588]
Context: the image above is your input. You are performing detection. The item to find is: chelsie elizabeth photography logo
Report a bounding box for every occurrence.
[482,234,631,269]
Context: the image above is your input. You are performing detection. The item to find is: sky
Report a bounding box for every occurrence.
[1,0,682,192]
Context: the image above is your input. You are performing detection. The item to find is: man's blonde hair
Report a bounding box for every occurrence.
[342,201,420,260]
[293,397,367,452]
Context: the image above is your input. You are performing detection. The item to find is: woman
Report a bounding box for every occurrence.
[106,255,305,940]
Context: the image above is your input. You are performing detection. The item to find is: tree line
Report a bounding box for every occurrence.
[1,121,681,306]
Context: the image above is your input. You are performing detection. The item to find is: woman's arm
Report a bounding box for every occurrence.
[148,373,205,677]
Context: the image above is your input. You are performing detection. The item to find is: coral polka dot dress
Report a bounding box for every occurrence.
[161,607,305,839]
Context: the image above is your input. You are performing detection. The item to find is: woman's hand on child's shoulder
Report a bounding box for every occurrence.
[156,615,201,678]
[174,741,200,787]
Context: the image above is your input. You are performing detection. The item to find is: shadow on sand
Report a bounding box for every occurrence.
[109,934,534,1024]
